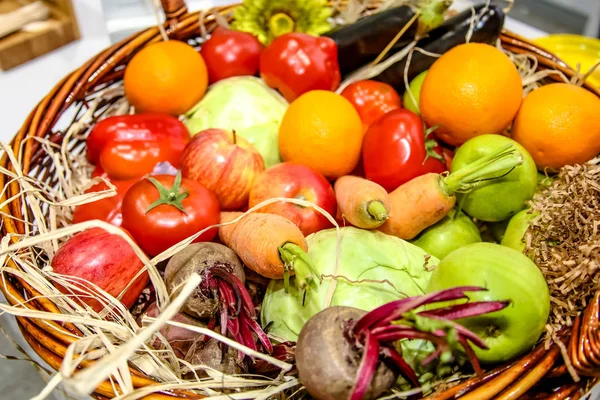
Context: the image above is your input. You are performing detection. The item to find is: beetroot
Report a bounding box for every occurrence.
[297,306,397,400]
[295,287,510,400]
[139,303,246,375]
[164,242,272,358]
[165,242,246,319]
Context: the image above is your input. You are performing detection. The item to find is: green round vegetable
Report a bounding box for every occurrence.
[403,70,427,115]
[261,227,438,343]
[501,209,537,252]
[184,76,288,167]
[411,211,481,259]
[427,242,550,364]
[451,134,538,222]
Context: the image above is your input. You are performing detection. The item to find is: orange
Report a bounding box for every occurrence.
[420,43,523,146]
[512,83,600,171]
[124,40,208,116]
[278,90,363,179]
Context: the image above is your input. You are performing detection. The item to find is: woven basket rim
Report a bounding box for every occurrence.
[1,1,599,399]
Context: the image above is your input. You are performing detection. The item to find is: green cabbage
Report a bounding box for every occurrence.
[261,227,439,341]
[184,76,288,167]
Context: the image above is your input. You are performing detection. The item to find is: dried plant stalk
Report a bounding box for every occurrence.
[525,158,600,334]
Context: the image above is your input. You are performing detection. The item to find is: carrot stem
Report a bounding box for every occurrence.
[366,200,389,222]
[278,243,319,294]
[440,144,523,196]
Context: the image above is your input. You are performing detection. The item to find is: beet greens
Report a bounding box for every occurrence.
[296,286,510,400]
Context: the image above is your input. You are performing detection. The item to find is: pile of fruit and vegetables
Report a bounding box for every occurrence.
[2,0,600,399]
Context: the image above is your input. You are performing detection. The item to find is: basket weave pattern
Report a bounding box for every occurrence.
[0,0,598,398]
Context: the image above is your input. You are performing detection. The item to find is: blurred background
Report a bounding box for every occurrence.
[0,0,599,399]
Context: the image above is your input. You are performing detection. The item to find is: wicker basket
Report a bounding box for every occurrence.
[0,0,599,399]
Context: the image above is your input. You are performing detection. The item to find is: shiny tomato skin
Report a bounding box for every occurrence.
[121,175,220,256]
[99,138,182,181]
[341,80,402,128]
[72,178,139,227]
[362,109,447,192]
[200,27,264,83]
[86,113,190,164]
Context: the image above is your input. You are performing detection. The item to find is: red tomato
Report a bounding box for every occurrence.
[99,138,182,181]
[341,80,402,128]
[442,147,455,170]
[72,178,139,227]
[200,27,264,84]
[122,173,220,256]
[86,113,190,164]
[362,109,447,192]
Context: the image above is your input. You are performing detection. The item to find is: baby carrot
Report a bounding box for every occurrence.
[219,212,317,292]
[334,175,391,229]
[380,144,523,240]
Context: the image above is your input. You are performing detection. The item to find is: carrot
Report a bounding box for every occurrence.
[219,212,317,291]
[334,175,391,229]
[380,144,523,240]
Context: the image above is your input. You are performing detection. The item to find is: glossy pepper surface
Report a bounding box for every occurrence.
[259,33,341,102]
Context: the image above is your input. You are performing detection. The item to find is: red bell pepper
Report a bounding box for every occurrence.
[86,113,190,165]
[259,33,341,102]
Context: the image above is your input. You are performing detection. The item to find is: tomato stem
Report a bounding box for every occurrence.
[423,124,444,164]
[145,171,189,214]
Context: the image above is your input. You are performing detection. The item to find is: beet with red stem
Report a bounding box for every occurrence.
[296,286,510,400]
[164,242,273,363]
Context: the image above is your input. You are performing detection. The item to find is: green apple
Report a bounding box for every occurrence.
[403,70,428,115]
[427,242,550,363]
[411,211,481,259]
[501,209,538,253]
[451,134,538,222]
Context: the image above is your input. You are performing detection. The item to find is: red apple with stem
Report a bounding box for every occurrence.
[51,228,149,313]
[180,129,265,210]
[249,162,337,235]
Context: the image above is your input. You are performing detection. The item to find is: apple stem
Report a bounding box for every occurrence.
[366,200,389,222]
[232,129,237,145]
[278,243,320,299]
[145,171,189,214]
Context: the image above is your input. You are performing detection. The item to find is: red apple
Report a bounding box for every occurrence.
[51,228,149,312]
[249,162,337,235]
[180,129,265,210]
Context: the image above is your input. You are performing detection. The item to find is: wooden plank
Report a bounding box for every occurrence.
[0,0,80,71]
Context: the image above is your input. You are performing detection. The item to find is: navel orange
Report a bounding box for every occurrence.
[511,83,600,171]
[278,90,363,179]
[124,40,208,116]
[420,43,523,146]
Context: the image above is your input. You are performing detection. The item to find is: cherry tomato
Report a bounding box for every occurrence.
[72,178,139,227]
[122,173,220,256]
[99,138,182,181]
[362,108,447,192]
[200,27,264,84]
[341,80,402,128]
[86,113,189,164]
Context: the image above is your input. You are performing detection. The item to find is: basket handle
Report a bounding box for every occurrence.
[160,0,187,23]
